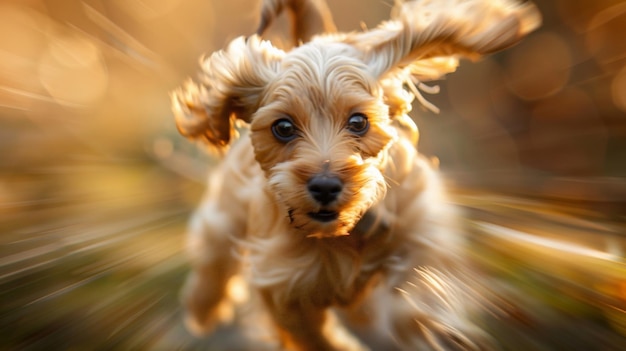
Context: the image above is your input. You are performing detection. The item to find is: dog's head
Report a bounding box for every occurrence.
[250,41,396,237]
[172,0,540,237]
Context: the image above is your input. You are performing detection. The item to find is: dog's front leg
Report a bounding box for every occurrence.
[181,196,243,335]
[261,290,368,351]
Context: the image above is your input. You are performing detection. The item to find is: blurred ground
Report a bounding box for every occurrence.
[1,0,625,350]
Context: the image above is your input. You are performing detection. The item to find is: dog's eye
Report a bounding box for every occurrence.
[272,118,298,142]
[347,113,369,136]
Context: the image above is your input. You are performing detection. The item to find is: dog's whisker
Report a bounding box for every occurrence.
[414,79,441,95]
[406,76,441,114]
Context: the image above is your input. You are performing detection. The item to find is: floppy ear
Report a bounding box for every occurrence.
[256,0,336,45]
[171,36,284,151]
[347,0,541,80]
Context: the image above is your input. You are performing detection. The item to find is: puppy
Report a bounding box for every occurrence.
[171,1,540,350]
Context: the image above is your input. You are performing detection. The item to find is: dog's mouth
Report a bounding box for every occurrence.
[307,210,339,223]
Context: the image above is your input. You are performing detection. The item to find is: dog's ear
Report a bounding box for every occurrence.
[171,36,284,152]
[256,0,336,45]
[347,0,541,80]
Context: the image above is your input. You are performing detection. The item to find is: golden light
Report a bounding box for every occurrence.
[38,31,108,107]
[585,2,626,72]
[0,4,48,65]
[0,4,51,111]
[113,0,184,21]
[505,32,571,100]
[612,65,626,113]
[528,88,607,174]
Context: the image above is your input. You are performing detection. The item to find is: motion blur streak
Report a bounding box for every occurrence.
[0,0,625,350]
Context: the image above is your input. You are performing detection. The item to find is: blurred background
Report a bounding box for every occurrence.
[0,0,625,349]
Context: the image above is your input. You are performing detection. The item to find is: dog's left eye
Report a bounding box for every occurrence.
[347,113,369,136]
[272,118,298,142]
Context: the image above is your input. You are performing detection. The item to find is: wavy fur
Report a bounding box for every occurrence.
[257,0,337,45]
[173,1,540,350]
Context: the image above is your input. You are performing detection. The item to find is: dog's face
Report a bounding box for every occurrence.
[250,43,396,237]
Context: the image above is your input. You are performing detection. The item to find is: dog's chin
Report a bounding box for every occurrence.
[289,209,361,238]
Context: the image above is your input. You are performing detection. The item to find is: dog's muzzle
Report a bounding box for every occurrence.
[307,174,342,222]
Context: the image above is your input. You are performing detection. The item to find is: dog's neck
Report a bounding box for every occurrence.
[351,208,390,241]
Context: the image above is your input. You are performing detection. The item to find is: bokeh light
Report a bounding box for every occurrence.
[505,32,571,101]
[39,32,108,106]
[613,66,626,112]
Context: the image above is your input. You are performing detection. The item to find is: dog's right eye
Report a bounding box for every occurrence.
[271,119,298,142]
[347,113,369,136]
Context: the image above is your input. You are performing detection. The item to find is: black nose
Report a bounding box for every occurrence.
[307,175,343,205]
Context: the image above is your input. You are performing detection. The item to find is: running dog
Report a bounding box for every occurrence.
[171,1,540,349]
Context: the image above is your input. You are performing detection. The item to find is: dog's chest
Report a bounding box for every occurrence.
[307,210,397,306]
[350,209,391,245]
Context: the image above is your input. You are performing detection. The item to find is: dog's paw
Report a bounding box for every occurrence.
[180,272,234,336]
[183,299,234,337]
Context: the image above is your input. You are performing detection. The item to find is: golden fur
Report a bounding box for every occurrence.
[171,1,540,350]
